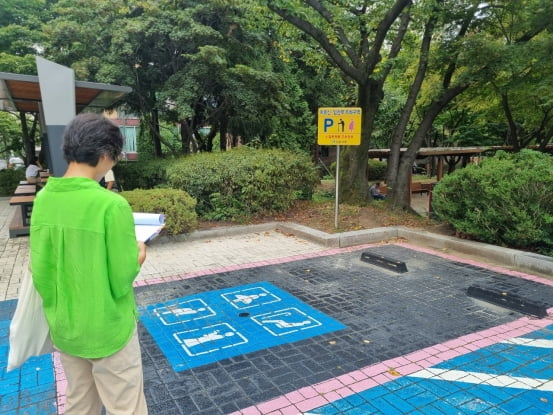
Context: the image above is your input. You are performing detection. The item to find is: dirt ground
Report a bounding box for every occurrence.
[197,182,553,281]
[259,198,455,236]
[198,182,455,237]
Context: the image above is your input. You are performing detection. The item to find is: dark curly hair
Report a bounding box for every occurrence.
[62,113,123,166]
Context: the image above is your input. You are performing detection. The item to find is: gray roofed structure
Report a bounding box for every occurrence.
[0,71,131,114]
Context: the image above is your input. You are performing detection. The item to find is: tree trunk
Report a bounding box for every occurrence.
[151,109,162,157]
[501,91,520,150]
[388,84,469,209]
[219,124,227,151]
[19,112,36,164]
[387,5,438,204]
[339,80,381,203]
[180,121,193,154]
[219,113,229,152]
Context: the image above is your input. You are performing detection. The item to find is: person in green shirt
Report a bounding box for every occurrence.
[30,113,148,415]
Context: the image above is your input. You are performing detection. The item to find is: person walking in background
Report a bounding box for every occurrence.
[25,159,42,184]
[30,113,148,415]
[101,168,119,192]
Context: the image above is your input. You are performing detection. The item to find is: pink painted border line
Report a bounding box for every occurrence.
[229,313,553,415]
[53,351,66,413]
[55,241,553,415]
[225,243,553,415]
[397,241,553,286]
[135,239,553,290]
[133,243,382,288]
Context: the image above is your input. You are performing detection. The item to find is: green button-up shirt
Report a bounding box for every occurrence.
[30,176,141,358]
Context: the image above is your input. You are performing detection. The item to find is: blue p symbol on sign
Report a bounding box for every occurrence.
[323,118,334,132]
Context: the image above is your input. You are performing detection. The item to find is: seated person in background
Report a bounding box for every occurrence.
[25,159,42,184]
[100,168,119,192]
[369,182,386,200]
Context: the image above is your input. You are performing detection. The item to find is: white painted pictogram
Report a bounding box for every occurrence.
[174,323,248,357]
[252,307,322,336]
[222,286,281,309]
[154,298,215,325]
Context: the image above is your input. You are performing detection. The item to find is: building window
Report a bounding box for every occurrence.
[120,126,139,153]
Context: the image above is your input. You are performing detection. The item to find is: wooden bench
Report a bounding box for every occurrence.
[411,182,431,196]
[374,183,431,197]
[14,184,37,196]
[9,172,51,237]
[9,182,37,237]
[39,170,51,185]
[9,195,35,237]
[9,207,28,237]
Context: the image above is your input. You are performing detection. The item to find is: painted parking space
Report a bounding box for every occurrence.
[134,244,553,414]
[304,324,553,414]
[139,281,347,371]
[3,242,553,414]
[0,301,57,415]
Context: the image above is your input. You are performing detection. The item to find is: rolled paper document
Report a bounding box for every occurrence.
[133,212,166,242]
[133,212,165,225]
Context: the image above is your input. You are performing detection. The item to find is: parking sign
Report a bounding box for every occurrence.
[317,107,362,145]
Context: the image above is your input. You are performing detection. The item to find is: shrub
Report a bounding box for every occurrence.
[0,169,25,196]
[432,150,553,255]
[114,159,169,190]
[166,148,320,220]
[121,188,198,236]
[367,159,387,180]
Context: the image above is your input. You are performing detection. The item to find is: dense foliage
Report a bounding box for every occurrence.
[1,0,553,211]
[367,159,387,181]
[121,188,197,236]
[432,150,553,255]
[0,168,25,196]
[166,148,319,220]
[113,159,169,191]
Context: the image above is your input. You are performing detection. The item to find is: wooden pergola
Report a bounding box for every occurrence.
[0,65,132,237]
[368,145,553,181]
[0,68,131,176]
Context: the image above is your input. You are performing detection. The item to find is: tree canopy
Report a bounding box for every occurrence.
[265,0,553,207]
[0,0,551,209]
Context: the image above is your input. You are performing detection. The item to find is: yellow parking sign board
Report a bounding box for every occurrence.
[317,107,362,145]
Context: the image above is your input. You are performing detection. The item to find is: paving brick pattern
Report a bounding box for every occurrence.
[0,300,57,414]
[0,199,29,301]
[135,244,553,415]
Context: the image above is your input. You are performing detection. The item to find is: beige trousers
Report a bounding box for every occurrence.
[59,328,148,415]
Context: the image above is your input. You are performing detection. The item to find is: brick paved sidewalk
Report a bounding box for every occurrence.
[0,199,328,301]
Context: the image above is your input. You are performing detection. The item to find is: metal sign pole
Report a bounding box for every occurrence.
[335,145,340,229]
[317,107,361,230]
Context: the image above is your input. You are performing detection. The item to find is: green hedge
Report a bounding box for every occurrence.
[113,159,169,190]
[367,159,387,180]
[0,169,25,196]
[432,150,553,255]
[121,188,198,236]
[166,148,320,220]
